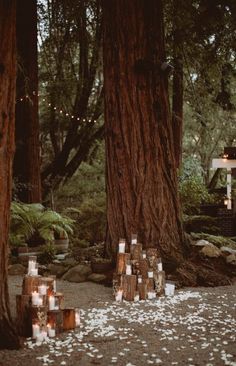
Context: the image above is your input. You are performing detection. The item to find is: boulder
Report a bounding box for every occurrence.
[47,263,68,277]
[62,264,92,283]
[221,246,236,255]
[8,264,26,275]
[62,257,78,267]
[88,273,106,283]
[200,245,221,258]
[195,240,214,247]
[226,254,236,265]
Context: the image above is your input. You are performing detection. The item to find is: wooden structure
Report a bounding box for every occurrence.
[113,236,166,302]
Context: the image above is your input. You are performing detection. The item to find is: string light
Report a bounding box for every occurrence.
[16,91,99,125]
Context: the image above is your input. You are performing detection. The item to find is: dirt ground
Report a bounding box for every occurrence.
[0,275,235,366]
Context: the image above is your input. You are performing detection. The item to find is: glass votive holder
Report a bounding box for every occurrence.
[75,308,80,327]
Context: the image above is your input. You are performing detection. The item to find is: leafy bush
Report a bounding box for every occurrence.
[38,244,56,264]
[183,215,220,234]
[10,202,74,247]
[190,233,236,249]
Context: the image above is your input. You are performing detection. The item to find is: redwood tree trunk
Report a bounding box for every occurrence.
[172,0,184,169]
[0,0,20,349]
[102,0,184,263]
[14,0,42,203]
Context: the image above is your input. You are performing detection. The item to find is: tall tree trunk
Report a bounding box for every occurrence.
[102,0,185,264]
[172,0,184,169]
[0,0,21,349]
[14,0,42,203]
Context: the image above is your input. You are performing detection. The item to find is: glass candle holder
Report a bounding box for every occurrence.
[157,258,163,272]
[28,256,37,275]
[134,291,140,302]
[148,270,154,278]
[126,264,132,275]
[115,289,123,302]
[131,234,138,245]
[75,308,80,327]
[32,322,40,339]
[142,251,147,259]
[48,295,55,310]
[138,275,142,284]
[47,323,56,337]
[165,281,175,296]
[118,239,126,253]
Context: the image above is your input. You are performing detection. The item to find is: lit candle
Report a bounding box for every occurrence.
[148,271,153,278]
[32,291,39,306]
[75,309,80,327]
[134,293,140,302]
[142,251,146,259]
[131,234,138,245]
[165,282,175,296]
[115,290,123,302]
[157,258,163,272]
[119,240,126,253]
[47,324,56,338]
[30,268,38,276]
[28,256,37,274]
[32,323,40,338]
[36,332,44,344]
[37,296,43,306]
[49,295,55,310]
[126,264,132,275]
[138,276,142,284]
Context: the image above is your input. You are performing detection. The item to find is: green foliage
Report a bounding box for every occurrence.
[10,202,74,247]
[183,215,220,234]
[38,244,56,264]
[179,175,214,214]
[190,233,236,250]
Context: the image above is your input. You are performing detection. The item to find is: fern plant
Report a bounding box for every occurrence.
[10,202,74,246]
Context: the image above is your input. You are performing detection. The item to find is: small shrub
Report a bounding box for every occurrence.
[38,244,56,264]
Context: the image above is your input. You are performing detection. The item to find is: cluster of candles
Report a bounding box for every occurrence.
[116,236,175,302]
[32,323,56,341]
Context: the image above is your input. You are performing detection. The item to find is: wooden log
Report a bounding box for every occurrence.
[30,305,48,327]
[147,248,159,269]
[63,308,76,330]
[154,270,166,295]
[130,243,142,261]
[54,292,64,310]
[47,310,64,334]
[41,277,55,296]
[112,273,122,295]
[16,294,32,336]
[116,253,131,274]
[22,275,42,295]
[139,258,148,278]
[145,278,155,291]
[121,274,136,301]
[138,283,147,300]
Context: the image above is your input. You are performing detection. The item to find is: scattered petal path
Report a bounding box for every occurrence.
[0,276,235,366]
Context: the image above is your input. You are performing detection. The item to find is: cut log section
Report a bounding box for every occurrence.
[116,253,131,274]
[154,270,166,295]
[121,274,136,301]
[41,277,55,296]
[47,310,64,334]
[138,282,147,300]
[16,294,32,336]
[54,292,64,310]
[146,248,159,269]
[63,308,76,330]
[139,258,149,278]
[145,278,155,291]
[130,243,142,261]
[22,275,42,295]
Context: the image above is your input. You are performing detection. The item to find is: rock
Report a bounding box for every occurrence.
[200,245,221,258]
[8,264,26,275]
[62,257,78,267]
[47,263,68,277]
[195,240,214,247]
[226,254,236,265]
[62,264,92,283]
[88,273,107,283]
[221,246,236,255]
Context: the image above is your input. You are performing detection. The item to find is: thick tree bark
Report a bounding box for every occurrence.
[172,0,184,169]
[14,0,42,203]
[0,0,21,349]
[102,0,185,263]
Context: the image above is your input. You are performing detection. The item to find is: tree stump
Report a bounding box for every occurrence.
[121,274,137,301]
[116,253,131,274]
[113,273,122,295]
[139,258,148,278]
[147,248,159,269]
[145,278,155,291]
[22,275,42,295]
[154,270,165,295]
[16,294,32,336]
[30,306,48,328]
[138,283,147,300]
[63,308,76,330]
[47,310,64,334]
[130,243,142,261]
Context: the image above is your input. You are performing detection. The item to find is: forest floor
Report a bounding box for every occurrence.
[0,275,235,366]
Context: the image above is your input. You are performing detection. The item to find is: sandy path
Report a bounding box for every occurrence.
[0,275,235,366]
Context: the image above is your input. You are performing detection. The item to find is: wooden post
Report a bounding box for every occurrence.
[63,308,76,330]
[154,270,165,295]
[145,278,155,291]
[16,294,32,336]
[130,243,142,261]
[22,275,42,295]
[147,248,159,269]
[121,274,137,301]
[138,282,147,300]
[113,273,122,295]
[47,310,64,334]
[116,253,131,274]
[139,258,148,278]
